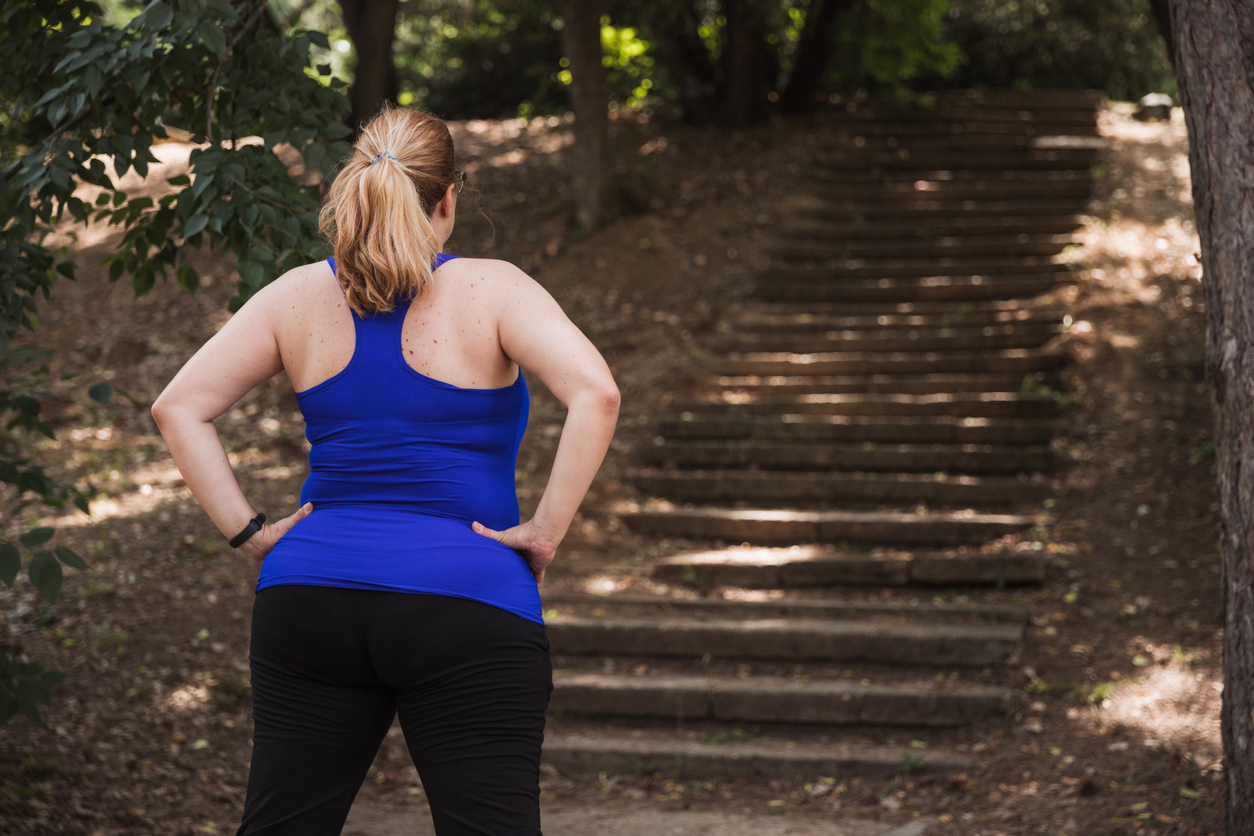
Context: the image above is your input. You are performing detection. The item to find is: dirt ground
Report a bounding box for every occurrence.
[0,102,1226,835]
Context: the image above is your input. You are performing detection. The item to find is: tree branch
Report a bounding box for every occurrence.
[206,0,271,144]
[227,177,316,217]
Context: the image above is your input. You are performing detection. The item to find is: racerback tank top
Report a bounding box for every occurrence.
[256,255,541,624]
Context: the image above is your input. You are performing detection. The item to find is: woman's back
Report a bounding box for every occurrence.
[257,254,542,623]
[277,255,519,394]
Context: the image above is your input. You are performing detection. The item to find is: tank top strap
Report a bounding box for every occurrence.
[324,255,460,363]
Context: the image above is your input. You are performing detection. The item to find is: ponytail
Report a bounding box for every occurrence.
[319,107,457,314]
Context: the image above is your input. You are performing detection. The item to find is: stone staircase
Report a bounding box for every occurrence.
[541,89,1104,780]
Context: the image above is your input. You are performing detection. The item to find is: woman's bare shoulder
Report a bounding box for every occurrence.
[245,260,339,313]
[442,257,547,298]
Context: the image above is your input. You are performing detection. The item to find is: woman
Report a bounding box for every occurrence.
[151,106,620,836]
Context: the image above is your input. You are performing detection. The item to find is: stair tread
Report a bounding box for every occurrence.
[554,672,1011,698]
[542,730,978,776]
[626,506,1035,525]
[539,592,1030,624]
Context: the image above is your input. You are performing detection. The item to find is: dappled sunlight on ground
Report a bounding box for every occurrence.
[1095,659,1222,765]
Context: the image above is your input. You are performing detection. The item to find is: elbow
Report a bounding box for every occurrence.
[150,390,178,433]
[600,383,621,419]
[150,396,167,431]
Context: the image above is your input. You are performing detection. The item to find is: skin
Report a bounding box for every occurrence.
[151,181,620,582]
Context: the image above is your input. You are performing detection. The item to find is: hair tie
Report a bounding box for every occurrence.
[370,151,399,165]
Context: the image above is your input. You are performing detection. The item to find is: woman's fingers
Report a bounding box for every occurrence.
[472,521,552,583]
[471,520,501,540]
[239,503,313,562]
[273,502,314,537]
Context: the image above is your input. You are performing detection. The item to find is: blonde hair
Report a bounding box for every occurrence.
[318,107,456,314]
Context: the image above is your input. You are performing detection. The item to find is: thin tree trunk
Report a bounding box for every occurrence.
[777,0,857,115]
[1169,1,1254,831]
[721,0,770,127]
[1147,0,1175,68]
[339,0,400,129]
[561,0,618,229]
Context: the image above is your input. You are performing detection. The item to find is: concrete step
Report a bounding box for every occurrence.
[777,216,1084,240]
[759,257,1073,281]
[674,392,1060,419]
[622,506,1035,546]
[833,134,1099,151]
[753,276,1072,304]
[768,236,1075,262]
[715,324,1064,353]
[711,347,1066,377]
[733,298,1048,316]
[549,673,1012,727]
[839,102,1099,123]
[545,614,1021,666]
[647,439,1054,473]
[812,181,1093,203]
[657,414,1058,445]
[833,122,1101,140]
[629,469,1052,507]
[713,373,1056,396]
[788,199,1094,224]
[919,87,1105,107]
[652,545,1046,587]
[809,168,1094,185]
[543,730,975,779]
[815,149,1099,172]
[345,802,910,836]
[539,592,1030,624]
[723,308,1063,333]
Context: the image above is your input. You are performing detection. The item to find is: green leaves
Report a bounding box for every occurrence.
[19,527,54,547]
[198,21,227,56]
[87,382,113,403]
[27,552,62,601]
[0,0,348,729]
[0,543,19,587]
[0,528,89,601]
[54,546,89,571]
[0,654,67,725]
[184,213,210,239]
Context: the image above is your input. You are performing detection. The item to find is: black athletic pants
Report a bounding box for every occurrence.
[236,585,552,836]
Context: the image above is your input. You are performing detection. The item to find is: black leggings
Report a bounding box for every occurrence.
[236,585,552,836]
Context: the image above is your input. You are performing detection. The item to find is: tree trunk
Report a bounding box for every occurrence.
[1169,1,1254,831]
[561,0,618,229]
[777,0,858,115]
[635,2,720,125]
[339,0,400,129]
[721,0,770,127]
[1147,0,1175,68]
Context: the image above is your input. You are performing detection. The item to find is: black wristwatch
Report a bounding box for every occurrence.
[229,513,266,548]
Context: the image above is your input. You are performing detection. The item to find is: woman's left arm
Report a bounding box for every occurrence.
[151,278,312,560]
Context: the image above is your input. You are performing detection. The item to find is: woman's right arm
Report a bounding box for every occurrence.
[469,262,620,582]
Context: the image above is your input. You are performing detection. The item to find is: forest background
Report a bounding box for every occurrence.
[6,0,1229,833]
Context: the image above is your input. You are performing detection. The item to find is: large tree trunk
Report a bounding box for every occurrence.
[777,0,857,115]
[561,0,618,229]
[721,0,770,127]
[1169,1,1254,831]
[339,0,400,129]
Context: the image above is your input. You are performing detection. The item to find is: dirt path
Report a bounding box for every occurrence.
[0,103,1226,835]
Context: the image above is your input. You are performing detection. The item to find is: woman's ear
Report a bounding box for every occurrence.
[437,182,458,218]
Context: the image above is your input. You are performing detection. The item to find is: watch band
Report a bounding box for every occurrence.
[229,513,266,548]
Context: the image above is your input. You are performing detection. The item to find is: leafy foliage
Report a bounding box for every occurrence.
[0,0,350,723]
[393,1,568,120]
[942,0,1174,100]
[827,0,960,97]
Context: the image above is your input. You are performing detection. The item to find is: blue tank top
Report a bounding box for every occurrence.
[256,254,542,624]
